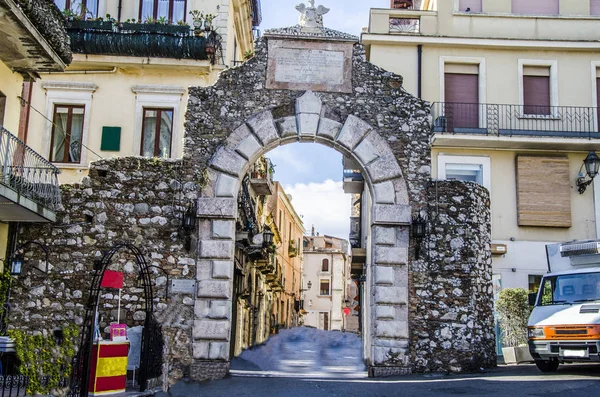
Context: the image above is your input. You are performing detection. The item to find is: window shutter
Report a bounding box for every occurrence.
[458,0,482,12]
[516,156,571,227]
[523,75,550,115]
[592,0,600,15]
[444,73,479,130]
[512,0,558,15]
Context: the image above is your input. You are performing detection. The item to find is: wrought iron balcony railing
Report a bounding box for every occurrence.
[431,102,599,138]
[0,126,61,211]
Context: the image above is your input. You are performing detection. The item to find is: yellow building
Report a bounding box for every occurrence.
[269,182,305,329]
[363,0,600,294]
[23,0,260,184]
[0,0,70,263]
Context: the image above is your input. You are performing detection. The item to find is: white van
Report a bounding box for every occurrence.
[528,240,600,372]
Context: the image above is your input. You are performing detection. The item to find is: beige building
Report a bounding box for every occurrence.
[302,234,350,331]
[0,0,70,266]
[363,0,600,298]
[23,0,260,184]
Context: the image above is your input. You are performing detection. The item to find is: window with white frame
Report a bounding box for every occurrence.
[54,0,99,18]
[140,0,186,23]
[437,154,491,192]
[458,0,482,12]
[41,81,97,167]
[132,85,185,159]
[518,60,558,116]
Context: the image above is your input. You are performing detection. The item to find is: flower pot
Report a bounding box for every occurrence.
[206,45,215,55]
[502,346,534,364]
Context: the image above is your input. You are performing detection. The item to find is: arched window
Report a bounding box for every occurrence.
[321,258,329,272]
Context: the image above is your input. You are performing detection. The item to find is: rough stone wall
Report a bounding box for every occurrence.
[11,157,201,385]
[410,180,496,373]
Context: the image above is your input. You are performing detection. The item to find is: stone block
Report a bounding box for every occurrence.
[298,113,320,136]
[197,280,232,299]
[317,118,342,140]
[215,174,240,198]
[373,346,408,366]
[197,198,237,219]
[247,111,279,146]
[376,305,394,319]
[193,320,230,340]
[373,181,395,205]
[198,240,234,259]
[210,147,246,177]
[376,320,408,338]
[209,300,231,319]
[373,226,396,246]
[374,246,408,265]
[276,116,298,138]
[375,286,407,305]
[209,342,229,360]
[365,154,403,183]
[372,204,411,225]
[212,260,233,280]
[226,123,252,148]
[375,266,394,285]
[336,115,372,151]
[193,342,210,359]
[196,260,212,281]
[212,220,234,239]
[296,91,322,114]
[354,137,379,165]
[236,134,262,160]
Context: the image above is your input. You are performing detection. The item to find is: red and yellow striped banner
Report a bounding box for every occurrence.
[89,342,129,395]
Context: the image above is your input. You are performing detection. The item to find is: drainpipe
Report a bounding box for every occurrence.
[117,0,122,22]
[417,44,422,98]
[17,79,33,143]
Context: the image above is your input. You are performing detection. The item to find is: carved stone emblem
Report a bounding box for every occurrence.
[295,0,330,30]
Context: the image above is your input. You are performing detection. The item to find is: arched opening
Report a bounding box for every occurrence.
[195,91,412,375]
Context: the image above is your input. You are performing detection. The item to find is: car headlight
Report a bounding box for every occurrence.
[528,327,545,338]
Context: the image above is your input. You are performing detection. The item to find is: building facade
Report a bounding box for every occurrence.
[302,234,351,332]
[363,0,600,297]
[0,0,70,270]
[22,0,260,184]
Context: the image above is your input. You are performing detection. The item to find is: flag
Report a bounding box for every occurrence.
[101,270,124,289]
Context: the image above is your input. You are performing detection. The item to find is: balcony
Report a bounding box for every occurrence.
[249,157,274,196]
[0,126,60,222]
[431,102,600,150]
[65,21,218,63]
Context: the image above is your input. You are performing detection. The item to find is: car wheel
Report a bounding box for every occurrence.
[535,359,559,372]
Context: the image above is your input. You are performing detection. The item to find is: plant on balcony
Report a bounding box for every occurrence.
[189,10,205,36]
[244,50,254,60]
[204,13,217,31]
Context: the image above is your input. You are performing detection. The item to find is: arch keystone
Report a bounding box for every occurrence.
[297,91,322,137]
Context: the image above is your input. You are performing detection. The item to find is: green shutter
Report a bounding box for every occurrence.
[100,126,121,151]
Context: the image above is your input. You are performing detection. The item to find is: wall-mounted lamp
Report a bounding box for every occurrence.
[300,281,312,292]
[576,151,600,194]
[412,211,427,259]
[182,204,197,250]
[9,241,49,275]
[262,226,274,248]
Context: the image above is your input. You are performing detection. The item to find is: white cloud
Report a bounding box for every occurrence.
[283,180,351,241]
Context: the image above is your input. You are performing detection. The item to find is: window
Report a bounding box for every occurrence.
[54,0,98,18]
[320,279,330,296]
[437,154,491,192]
[528,275,543,293]
[322,258,329,272]
[140,0,186,23]
[141,108,173,158]
[278,210,282,231]
[0,91,5,127]
[319,312,329,331]
[444,64,479,130]
[50,105,85,163]
[458,0,481,12]
[523,66,551,115]
[592,0,600,15]
[511,0,558,15]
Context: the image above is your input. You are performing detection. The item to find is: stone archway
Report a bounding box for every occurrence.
[194,90,412,377]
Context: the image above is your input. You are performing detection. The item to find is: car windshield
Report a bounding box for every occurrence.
[538,272,600,305]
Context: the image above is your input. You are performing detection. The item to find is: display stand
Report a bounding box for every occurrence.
[88,340,129,395]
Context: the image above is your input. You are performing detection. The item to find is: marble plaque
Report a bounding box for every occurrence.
[266,39,353,93]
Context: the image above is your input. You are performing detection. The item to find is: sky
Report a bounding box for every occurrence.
[258,1,386,240]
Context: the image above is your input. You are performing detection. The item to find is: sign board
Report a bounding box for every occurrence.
[266,39,353,93]
[170,279,196,294]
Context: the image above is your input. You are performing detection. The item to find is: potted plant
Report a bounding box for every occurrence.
[496,288,534,364]
[204,13,217,31]
[189,10,204,36]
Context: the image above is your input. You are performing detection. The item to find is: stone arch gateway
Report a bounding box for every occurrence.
[185,25,496,380]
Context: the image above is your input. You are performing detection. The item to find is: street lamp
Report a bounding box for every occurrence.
[412,211,427,260]
[263,227,274,248]
[9,254,23,276]
[577,151,600,194]
[182,204,197,250]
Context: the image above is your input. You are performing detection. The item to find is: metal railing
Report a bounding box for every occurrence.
[0,126,61,211]
[431,102,600,138]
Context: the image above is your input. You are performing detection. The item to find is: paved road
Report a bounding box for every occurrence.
[157,328,600,396]
[160,363,600,397]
